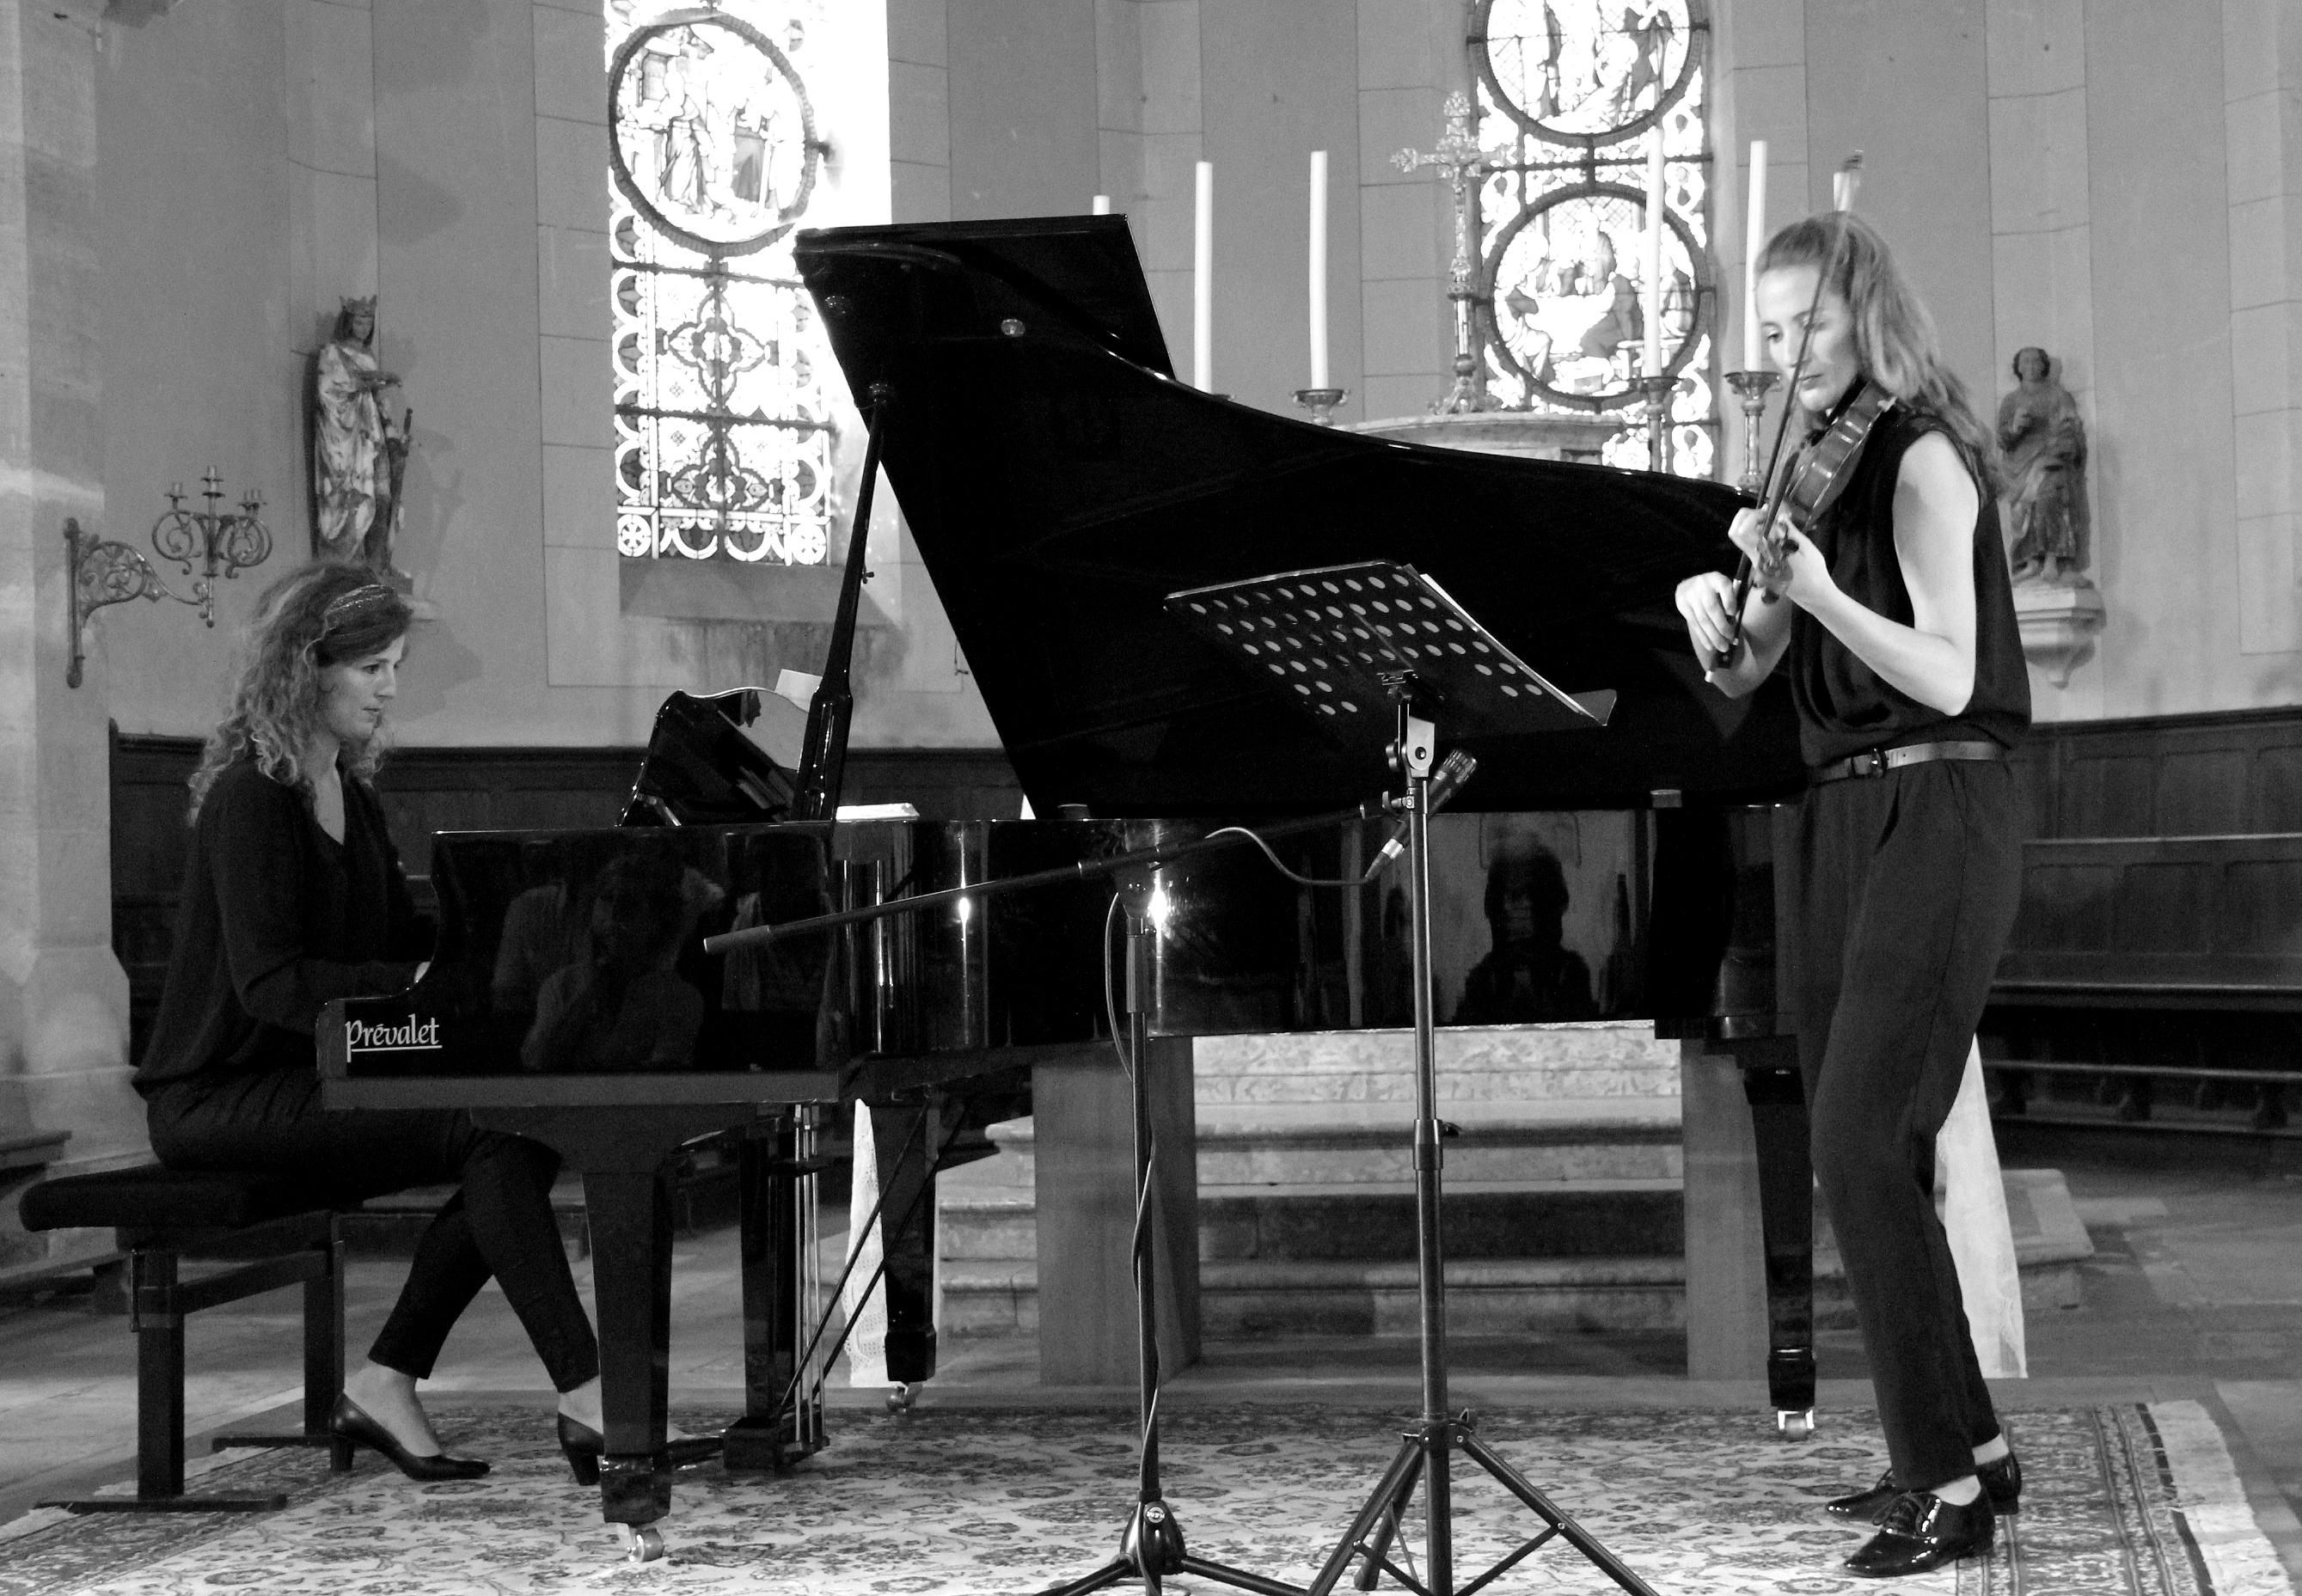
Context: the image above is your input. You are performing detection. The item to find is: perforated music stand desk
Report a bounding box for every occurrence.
[1161,559,1656,1596]
[1163,560,1614,754]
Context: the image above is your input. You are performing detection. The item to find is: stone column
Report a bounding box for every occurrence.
[286,0,380,408]
[0,0,146,1253]
[2225,0,2302,655]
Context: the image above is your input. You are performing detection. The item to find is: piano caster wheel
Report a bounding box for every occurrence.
[621,1526,665,1562]
[886,1383,918,1415]
[1776,1409,1815,1440]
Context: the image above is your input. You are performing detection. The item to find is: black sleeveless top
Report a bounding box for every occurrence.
[1788,401,2030,766]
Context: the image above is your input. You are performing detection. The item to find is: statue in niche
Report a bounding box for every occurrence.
[1996,345,2090,585]
[309,296,412,582]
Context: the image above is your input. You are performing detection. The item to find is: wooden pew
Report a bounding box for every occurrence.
[1982,835,2302,1127]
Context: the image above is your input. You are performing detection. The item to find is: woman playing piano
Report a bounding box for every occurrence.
[135,563,609,1482]
[1674,212,2030,1578]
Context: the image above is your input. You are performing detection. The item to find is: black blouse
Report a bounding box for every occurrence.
[1787,401,2031,767]
[134,757,431,1095]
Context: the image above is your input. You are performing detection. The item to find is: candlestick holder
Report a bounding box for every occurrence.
[64,469,274,688]
[1724,369,1783,497]
[1293,387,1347,426]
[1638,374,1675,474]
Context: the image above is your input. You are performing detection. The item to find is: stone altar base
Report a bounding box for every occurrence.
[937,1024,2093,1344]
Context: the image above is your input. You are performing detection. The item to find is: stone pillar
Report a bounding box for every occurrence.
[285,0,380,407]
[2224,0,2302,655]
[0,1,146,1236]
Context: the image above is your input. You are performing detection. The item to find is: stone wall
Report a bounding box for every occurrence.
[1714,0,2302,719]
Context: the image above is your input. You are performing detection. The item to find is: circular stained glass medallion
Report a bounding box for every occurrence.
[608,9,820,258]
[1473,0,1702,146]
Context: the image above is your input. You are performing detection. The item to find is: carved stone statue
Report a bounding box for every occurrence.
[310,296,411,579]
[1996,346,2089,584]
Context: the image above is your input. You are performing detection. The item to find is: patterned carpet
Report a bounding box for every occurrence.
[0,1401,2289,1595]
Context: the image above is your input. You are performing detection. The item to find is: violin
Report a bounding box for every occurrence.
[1755,379,1897,566]
[1711,154,1883,669]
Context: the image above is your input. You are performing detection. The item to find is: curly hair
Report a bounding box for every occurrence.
[1758,211,2000,497]
[187,563,413,822]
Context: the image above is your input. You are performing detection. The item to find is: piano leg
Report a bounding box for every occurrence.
[1740,1050,1817,1434]
[870,1093,940,1386]
[580,1166,677,1527]
[1678,1036,1816,1434]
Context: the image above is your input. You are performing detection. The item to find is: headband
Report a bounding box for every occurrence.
[322,584,397,629]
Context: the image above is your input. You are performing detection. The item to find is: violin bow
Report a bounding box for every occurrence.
[1719,152,1864,663]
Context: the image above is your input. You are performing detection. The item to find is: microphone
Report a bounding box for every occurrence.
[1375,749,1479,867]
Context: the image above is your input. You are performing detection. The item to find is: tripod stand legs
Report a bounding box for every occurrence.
[1308,1421,1660,1596]
[1303,701,1657,1596]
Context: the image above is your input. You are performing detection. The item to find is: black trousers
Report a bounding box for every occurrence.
[147,1068,600,1392]
[1791,760,2022,1491]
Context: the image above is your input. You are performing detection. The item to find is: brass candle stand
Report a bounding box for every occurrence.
[64,470,273,688]
[1724,369,1782,495]
[1637,373,1675,474]
[1293,387,1347,426]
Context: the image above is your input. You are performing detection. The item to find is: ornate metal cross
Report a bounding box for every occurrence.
[1394,91,1503,415]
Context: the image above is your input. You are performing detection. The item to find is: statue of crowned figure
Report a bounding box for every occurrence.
[310,295,413,586]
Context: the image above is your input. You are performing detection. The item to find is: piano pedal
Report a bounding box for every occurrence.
[886,1382,920,1415]
[621,1526,665,1562]
[1775,1408,1815,1440]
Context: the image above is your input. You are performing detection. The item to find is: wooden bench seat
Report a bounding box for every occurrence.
[19,1166,362,1512]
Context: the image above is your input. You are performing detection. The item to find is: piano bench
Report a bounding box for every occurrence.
[20,1167,364,1513]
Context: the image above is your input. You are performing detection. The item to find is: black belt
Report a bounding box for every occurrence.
[1809,740,2007,785]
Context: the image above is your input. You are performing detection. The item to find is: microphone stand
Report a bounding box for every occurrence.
[706,799,1405,1596]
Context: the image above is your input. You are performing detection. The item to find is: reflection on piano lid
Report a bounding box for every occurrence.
[621,688,797,827]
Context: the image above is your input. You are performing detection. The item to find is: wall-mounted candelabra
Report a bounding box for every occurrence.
[64,471,273,688]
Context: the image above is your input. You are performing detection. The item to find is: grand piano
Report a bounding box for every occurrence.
[319,215,1811,1553]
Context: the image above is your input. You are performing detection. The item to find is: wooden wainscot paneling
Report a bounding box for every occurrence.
[2014,706,2302,839]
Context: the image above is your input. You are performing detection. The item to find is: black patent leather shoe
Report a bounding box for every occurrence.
[1826,1468,1901,1522]
[1829,1451,2022,1523]
[328,1393,490,1481]
[555,1415,723,1486]
[1845,1491,1994,1578]
[1978,1449,2022,1513]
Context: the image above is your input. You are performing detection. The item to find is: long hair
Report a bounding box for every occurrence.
[1758,211,1999,496]
[187,563,413,822]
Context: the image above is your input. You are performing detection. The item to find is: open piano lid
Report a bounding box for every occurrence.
[793,215,1800,815]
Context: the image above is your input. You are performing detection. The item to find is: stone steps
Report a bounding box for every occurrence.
[934,1023,2095,1344]
[937,1171,2096,1340]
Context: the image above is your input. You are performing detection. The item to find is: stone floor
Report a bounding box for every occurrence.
[4,1140,2302,1586]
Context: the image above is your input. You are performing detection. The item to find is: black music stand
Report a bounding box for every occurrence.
[1165,562,1658,1596]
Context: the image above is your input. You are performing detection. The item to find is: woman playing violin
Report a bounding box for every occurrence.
[1674,211,2030,1578]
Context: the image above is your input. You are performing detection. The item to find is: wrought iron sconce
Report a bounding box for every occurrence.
[64,470,273,688]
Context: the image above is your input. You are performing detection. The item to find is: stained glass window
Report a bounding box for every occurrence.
[1471,0,1715,476]
[608,1,835,563]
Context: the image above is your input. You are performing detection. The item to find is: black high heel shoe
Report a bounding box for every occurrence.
[555,1414,723,1486]
[328,1393,490,1481]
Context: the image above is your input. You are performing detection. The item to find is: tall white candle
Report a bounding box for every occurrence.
[1307,150,1330,390]
[1193,160,1214,391]
[1742,139,1768,370]
[1644,131,1665,373]
[1092,193,1111,216]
